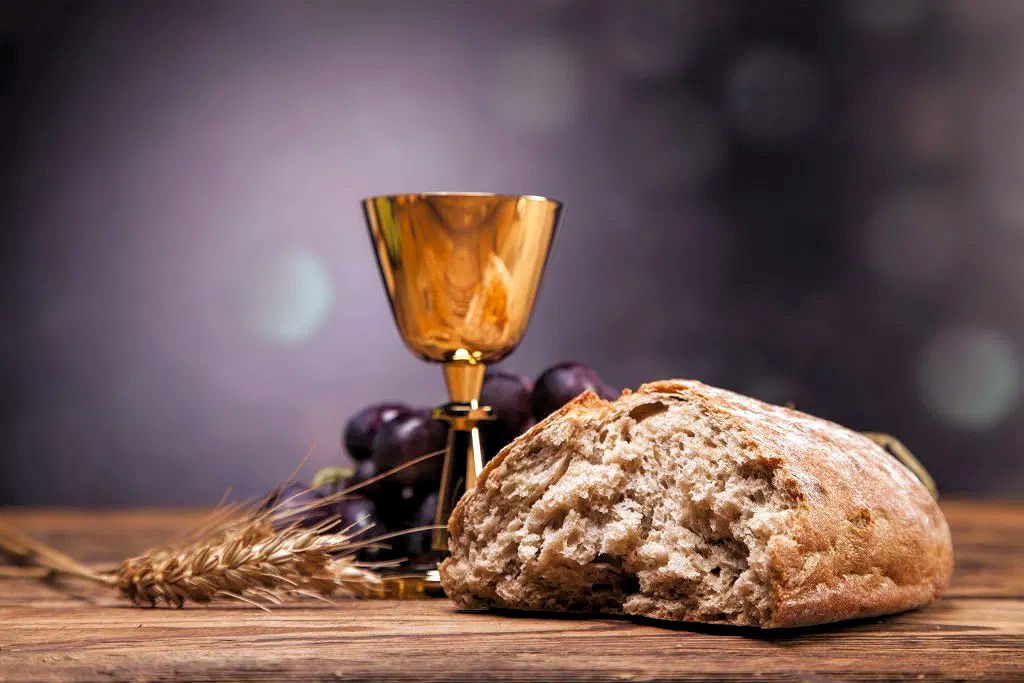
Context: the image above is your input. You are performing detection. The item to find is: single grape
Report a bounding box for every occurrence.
[336,495,377,541]
[343,403,409,461]
[348,459,383,498]
[404,492,439,558]
[372,411,447,489]
[532,362,619,421]
[369,482,438,562]
[355,514,402,561]
[414,491,439,528]
[412,407,449,451]
[481,369,534,434]
[376,484,424,527]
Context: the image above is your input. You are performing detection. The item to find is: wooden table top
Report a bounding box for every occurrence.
[1,501,1022,682]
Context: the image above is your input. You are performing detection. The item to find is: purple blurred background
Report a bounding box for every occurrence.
[1,0,1022,504]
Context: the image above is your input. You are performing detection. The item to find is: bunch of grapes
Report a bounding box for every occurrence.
[269,362,617,564]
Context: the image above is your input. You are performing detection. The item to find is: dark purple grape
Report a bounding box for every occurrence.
[263,482,330,530]
[413,491,439,528]
[411,407,450,446]
[348,459,383,498]
[481,369,534,435]
[377,483,424,525]
[351,513,395,561]
[372,411,447,488]
[344,402,409,461]
[481,423,518,462]
[405,492,439,558]
[336,495,377,540]
[532,362,619,421]
[369,481,434,558]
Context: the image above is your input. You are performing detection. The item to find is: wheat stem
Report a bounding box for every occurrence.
[0,523,116,586]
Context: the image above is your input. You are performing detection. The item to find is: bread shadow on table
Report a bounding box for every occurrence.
[471,607,892,641]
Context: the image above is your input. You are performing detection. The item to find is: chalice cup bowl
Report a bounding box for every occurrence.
[363,192,562,566]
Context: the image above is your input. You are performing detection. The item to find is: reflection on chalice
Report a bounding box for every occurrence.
[363,193,561,593]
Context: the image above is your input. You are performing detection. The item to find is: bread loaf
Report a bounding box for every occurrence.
[440,380,953,628]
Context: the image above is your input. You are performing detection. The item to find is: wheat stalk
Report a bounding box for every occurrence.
[116,517,385,609]
[0,450,446,608]
[0,509,385,609]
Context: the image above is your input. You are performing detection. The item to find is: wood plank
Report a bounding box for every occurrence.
[0,501,1022,681]
[940,501,1024,597]
[0,598,1021,681]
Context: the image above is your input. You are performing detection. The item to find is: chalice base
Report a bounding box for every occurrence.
[369,569,446,600]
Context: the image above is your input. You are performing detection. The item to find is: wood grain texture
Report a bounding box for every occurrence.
[0,501,1021,682]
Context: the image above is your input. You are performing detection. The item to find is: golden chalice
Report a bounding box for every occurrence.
[363,192,561,586]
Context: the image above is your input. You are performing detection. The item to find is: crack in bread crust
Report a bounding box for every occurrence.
[440,380,953,628]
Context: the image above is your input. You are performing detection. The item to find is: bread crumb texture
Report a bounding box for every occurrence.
[440,380,953,628]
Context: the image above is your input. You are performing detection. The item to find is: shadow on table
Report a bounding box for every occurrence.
[469,606,891,641]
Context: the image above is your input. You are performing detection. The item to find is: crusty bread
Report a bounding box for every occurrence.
[440,380,953,628]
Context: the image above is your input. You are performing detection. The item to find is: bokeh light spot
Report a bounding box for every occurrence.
[726,47,824,142]
[247,249,335,345]
[918,326,1021,430]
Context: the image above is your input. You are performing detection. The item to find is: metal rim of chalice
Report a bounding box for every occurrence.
[361,191,562,206]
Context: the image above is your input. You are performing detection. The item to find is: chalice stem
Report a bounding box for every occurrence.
[431,356,491,552]
[431,426,485,551]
